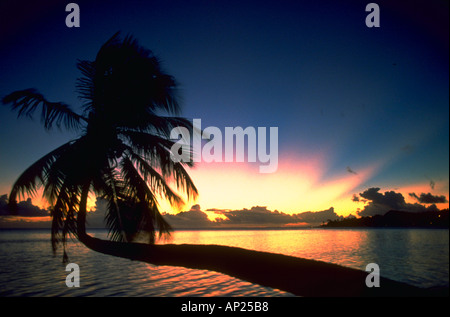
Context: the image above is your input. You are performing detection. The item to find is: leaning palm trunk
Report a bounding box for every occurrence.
[77,233,431,297]
[77,235,431,297]
[76,187,427,297]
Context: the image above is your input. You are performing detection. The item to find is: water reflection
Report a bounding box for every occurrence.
[163,228,448,288]
[164,229,368,269]
[1,228,448,296]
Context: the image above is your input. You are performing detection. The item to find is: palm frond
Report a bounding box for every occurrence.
[171,161,198,201]
[144,115,194,138]
[41,136,100,204]
[127,150,184,209]
[50,184,79,254]
[119,129,176,164]
[152,206,172,242]
[9,141,74,205]
[121,156,157,203]
[76,60,96,114]
[2,89,86,131]
[76,32,181,127]
[119,128,175,145]
[119,156,172,241]
[104,194,126,242]
[119,128,192,168]
[103,168,128,242]
[119,129,198,200]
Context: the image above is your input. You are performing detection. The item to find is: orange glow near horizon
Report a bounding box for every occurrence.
[160,153,386,217]
[10,190,98,213]
[5,154,448,220]
[160,151,449,217]
[390,181,450,210]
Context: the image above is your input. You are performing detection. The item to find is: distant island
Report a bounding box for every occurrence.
[322,210,449,228]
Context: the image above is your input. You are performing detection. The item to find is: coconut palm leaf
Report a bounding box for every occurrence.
[119,129,198,199]
[77,32,181,125]
[127,149,184,209]
[76,60,96,113]
[8,140,75,207]
[50,183,79,254]
[171,161,198,201]
[119,156,172,242]
[120,156,158,205]
[2,89,86,131]
[98,168,128,242]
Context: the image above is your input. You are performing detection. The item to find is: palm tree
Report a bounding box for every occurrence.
[3,33,430,297]
[3,32,197,257]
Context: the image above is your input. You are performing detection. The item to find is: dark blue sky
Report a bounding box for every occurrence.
[0,0,448,214]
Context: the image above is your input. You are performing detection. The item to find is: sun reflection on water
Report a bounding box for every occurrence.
[0,228,448,296]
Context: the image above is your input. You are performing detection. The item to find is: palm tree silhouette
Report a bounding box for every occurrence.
[3,33,431,297]
[3,32,197,257]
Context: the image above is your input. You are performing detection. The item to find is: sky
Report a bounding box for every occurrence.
[0,0,448,228]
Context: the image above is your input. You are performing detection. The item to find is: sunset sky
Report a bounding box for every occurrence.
[0,0,448,227]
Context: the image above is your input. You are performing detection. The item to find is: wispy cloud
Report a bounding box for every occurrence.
[346,166,358,175]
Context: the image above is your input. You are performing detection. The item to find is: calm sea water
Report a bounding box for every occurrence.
[0,228,448,296]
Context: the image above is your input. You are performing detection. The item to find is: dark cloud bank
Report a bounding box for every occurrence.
[162,187,448,229]
[355,187,448,217]
[162,205,342,229]
[0,194,51,228]
[409,192,448,204]
[1,187,448,229]
[0,195,50,217]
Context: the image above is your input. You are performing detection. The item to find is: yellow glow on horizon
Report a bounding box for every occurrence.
[0,216,52,223]
[161,153,384,217]
[13,190,98,213]
[8,155,447,222]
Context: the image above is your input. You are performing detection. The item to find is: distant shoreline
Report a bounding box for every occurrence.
[1,226,449,231]
[321,210,449,229]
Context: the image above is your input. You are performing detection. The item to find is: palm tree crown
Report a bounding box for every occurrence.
[2,32,197,256]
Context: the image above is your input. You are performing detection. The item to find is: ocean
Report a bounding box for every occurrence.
[0,228,448,297]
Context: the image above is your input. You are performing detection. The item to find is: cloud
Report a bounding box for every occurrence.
[162,205,215,229]
[346,166,358,175]
[0,194,51,228]
[409,192,448,204]
[1,194,343,230]
[214,206,292,226]
[88,200,213,229]
[356,187,442,217]
[0,194,49,217]
[163,205,342,228]
[360,187,406,210]
[295,207,341,224]
[85,197,109,228]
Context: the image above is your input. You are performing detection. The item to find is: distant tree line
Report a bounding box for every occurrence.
[322,210,449,228]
